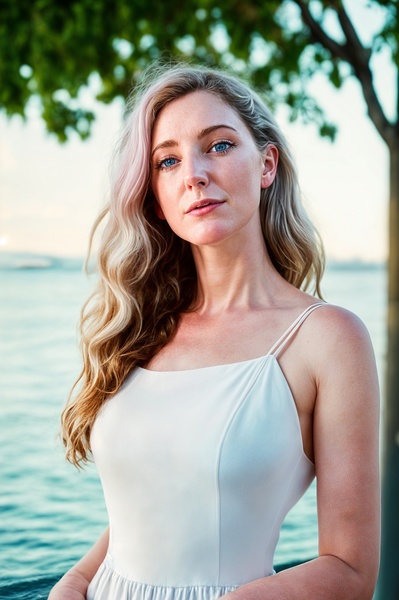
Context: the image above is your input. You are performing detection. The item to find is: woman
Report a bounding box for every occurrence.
[49,64,380,600]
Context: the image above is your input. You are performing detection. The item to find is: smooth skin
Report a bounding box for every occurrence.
[49,91,380,599]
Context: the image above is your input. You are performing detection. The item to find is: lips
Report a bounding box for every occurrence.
[186,199,224,214]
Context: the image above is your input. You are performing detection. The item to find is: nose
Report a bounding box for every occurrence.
[183,156,209,190]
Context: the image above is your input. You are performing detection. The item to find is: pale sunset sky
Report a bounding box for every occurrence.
[0,3,395,263]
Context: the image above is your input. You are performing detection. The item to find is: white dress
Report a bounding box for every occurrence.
[86,303,323,600]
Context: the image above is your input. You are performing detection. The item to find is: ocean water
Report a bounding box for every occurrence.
[0,264,386,599]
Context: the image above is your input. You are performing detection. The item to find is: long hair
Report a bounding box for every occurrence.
[62,63,325,466]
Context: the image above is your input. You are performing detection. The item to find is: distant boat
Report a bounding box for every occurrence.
[0,252,84,270]
[12,257,54,269]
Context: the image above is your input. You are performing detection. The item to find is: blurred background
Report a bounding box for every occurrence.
[0,1,397,598]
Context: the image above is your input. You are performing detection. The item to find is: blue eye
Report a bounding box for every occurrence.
[212,141,231,153]
[159,157,178,169]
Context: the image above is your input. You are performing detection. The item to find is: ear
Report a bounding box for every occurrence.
[261,144,279,189]
[154,202,166,220]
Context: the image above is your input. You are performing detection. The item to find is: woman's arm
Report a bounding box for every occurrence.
[226,306,381,599]
[48,527,109,600]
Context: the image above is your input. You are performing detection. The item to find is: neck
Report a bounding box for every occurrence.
[190,235,284,315]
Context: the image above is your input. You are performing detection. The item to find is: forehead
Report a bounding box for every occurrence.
[152,90,247,142]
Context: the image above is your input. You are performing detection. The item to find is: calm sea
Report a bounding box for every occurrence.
[0,264,387,599]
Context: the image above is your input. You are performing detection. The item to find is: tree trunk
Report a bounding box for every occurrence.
[375,140,399,599]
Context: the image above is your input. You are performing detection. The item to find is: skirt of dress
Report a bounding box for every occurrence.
[86,556,238,600]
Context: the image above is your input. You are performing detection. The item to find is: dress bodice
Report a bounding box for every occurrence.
[87,303,323,600]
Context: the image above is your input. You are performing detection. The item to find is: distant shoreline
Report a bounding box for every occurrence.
[0,251,386,272]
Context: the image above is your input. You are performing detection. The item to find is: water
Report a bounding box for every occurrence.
[0,264,387,599]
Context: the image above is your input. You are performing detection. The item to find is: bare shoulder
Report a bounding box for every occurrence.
[305,302,374,357]
[306,302,380,406]
[295,302,378,393]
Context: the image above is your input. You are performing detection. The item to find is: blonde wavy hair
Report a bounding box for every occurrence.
[62,63,325,466]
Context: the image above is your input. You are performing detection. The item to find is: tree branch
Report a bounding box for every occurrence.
[335,3,394,147]
[335,2,371,63]
[292,0,348,61]
[293,0,395,147]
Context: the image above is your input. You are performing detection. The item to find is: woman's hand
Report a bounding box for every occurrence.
[48,527,109,600]
[48,569,89,599]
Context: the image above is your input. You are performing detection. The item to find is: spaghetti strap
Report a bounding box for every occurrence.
[268,302,326,358]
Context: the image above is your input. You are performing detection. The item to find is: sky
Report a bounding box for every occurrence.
[0,5,395,263]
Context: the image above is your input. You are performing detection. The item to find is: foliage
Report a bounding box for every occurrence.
[0,0,397,142]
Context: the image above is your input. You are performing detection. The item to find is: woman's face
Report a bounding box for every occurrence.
[150,90,277,248]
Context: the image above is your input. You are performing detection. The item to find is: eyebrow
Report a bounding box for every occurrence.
[151,124,238,157]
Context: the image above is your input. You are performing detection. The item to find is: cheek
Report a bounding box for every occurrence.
[154,202,166,220]
[233,151,263,180]
[150,178,167,220]
[230,160,263,200]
